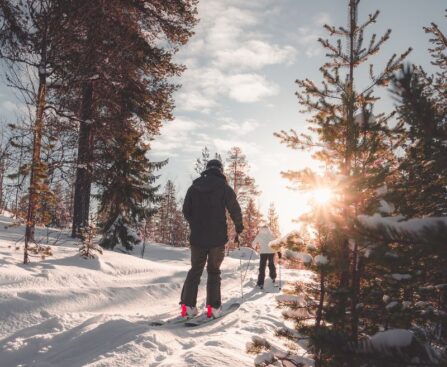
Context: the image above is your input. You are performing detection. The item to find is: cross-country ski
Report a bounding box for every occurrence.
[184,302,241,327]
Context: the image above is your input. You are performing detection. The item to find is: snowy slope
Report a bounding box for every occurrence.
[0,216,313,367]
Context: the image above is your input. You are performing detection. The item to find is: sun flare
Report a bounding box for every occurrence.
[311,187,333,205]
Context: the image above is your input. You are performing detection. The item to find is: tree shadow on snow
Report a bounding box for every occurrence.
[0,316,150,367]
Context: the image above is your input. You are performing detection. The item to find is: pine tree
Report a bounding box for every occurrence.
[353,216,447,364]
[0,131,11,212]
[225,147,259,208]
[60,0,198,237]
[389,13,446,217]
[225,146,259,250]
[349,13,447,352]
[50,182,70,228]
[194,146,210,175]
[240,198,263,247]
[389,66,447,217]
[424,10,447,104]
[274,0,411,360]
[98,127,165,250]
[267,202,281,238]
[0,0,70,263]
[194,146,222,175]
[79,221,103,259]
[172,198,190,247]
[155,180,178,246]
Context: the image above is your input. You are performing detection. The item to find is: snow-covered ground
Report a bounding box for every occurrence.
[0,216,313,367]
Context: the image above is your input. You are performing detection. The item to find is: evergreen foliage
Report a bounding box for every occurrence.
[271,1,422,365]
[49,0,198,236]
[79,221,103,259]
[98,127,165,250]
[267,202,281,238]
[225,146,260,250]
[241,198,263,247]
[389,65,447,217]
[152,180,189,247]
[0,0,70,262]
[194,146,222,175]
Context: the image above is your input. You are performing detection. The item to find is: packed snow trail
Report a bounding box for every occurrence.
[0,216,313,366]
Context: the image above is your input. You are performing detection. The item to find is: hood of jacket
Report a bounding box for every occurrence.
[192,168,227,193]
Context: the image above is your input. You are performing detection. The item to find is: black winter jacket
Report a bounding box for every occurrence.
[183,168,243,248]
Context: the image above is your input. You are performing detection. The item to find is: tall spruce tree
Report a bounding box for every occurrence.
[225,146,259,250]
[194,146,222,175]
[389,66,447,217]
[389,12,446,217]
[353,214,447,364]
[59,0,198,237]
[194,146,210,175]
[0,0,70,263]
[225,147,259,208]
[172,198,190,247]
[240,198,263,247]
[347,13,447,357]
[155,180,178,246]
[267,202,281,238]
[274,0,410,361]
[97,126,165,250]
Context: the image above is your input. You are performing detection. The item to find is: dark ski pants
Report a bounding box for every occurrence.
[181,245,225,309]
[257,253,277,286]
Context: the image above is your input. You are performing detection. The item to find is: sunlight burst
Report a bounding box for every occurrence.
[311,187,334,205]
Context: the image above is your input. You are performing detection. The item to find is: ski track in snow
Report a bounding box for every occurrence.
[0,216,313,367]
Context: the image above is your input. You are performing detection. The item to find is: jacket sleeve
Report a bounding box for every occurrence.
[224,185,244,234]
[182,187,193,223]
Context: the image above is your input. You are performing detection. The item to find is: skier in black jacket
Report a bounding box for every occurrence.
[180,159,243,319]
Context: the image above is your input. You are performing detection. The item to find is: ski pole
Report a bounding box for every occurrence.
[278,252,282,290]
[236,234,244,300]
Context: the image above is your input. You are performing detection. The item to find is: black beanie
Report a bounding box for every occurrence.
[206,159,223,171]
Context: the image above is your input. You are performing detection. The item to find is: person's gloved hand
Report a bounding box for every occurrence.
[277,251,282,259]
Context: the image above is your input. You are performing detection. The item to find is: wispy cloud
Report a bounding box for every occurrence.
[226,73,279,103]
[176,90,216,113]
[213,137,260,156]
[175,0,296,112]
[176,68,279,109]
[219,119,259,135]
[296,13,332,58]
[152,115,263,158]
[213,40,296,71]
[151,118,202,157]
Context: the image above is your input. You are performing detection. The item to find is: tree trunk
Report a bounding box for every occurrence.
[316,271,326,327]
[0,158,5,211]
[24,72,47,264]
[350,244,361,340]
[338,0,358,329]
[72,82,94,237]
[14,137,24,217]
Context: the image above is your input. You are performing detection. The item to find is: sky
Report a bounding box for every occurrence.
[149,0,446,233]
[0,0,446,234]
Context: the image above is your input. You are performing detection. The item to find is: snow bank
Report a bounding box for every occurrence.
[378,199,395,214]
[314,255,328,265]
[276,294,305,304]
[284,250,312,264]
[268,230,305,252]
[227,246,259,260]
[391,273,412,281]
[370,329,414,349]
[358,214,447,236]
[0,215,309,367]
[254,352,275,366]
